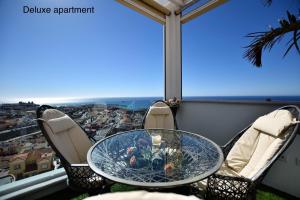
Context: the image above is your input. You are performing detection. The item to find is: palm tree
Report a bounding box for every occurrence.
[244,0,300,67]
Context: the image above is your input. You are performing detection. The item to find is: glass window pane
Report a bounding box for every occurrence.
[0,0,163,185]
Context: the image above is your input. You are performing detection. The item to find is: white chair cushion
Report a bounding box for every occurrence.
[149,106,170,115]
[225,127,260,173]
[253,110,293,137]
[144,102,175,129]
[42,109,92,164]
[84,191,201,200]
[239,136,286,178]
[224,109,294,179]
[42,108,65,120]
[47,115,76,134]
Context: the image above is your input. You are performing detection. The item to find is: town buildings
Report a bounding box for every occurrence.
[0,101,147,185]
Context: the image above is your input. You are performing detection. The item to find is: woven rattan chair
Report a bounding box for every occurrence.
[193,105,300,200]
[36,105,107,194]
[142,100,177,129]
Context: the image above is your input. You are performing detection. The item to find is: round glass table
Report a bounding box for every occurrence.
[87,129,223,188]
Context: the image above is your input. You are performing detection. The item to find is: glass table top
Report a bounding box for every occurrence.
[87,129,223,188]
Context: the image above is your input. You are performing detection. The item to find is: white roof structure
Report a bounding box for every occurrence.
[117,0,228,24]
[117,0,228,100]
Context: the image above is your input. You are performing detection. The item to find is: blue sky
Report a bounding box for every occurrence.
[0,0,299,103]
[183,0,300,96]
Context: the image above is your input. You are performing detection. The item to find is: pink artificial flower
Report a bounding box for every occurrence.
[130,156,136,167]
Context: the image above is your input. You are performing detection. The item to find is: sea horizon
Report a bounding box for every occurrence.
[1,95,300,107]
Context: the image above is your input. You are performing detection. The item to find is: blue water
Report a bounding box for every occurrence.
[50,96,300,110]
[51,97,163,110]
[184,96,300,102]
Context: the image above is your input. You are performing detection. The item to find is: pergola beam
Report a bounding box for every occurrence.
[141,0,171,16]
[175,0,199,15]
[181,0,228,24]
[117,0,166,24]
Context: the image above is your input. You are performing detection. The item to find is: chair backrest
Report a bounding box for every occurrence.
[37,105,92,165]
[224,106,299,180]
[143,101,175,130]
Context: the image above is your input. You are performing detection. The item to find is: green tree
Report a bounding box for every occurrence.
[244,0,300,67]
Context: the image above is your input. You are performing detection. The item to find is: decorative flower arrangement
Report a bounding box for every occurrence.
[165,97,181,108]
[126,137,151,168]
[164,163,175,176]
[126,135,183,176]
[165,97,181,116]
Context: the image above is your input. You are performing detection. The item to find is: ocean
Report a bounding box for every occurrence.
[50,97,163,110]
[48,96,300,110]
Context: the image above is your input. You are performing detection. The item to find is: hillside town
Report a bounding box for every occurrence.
[0,102,147,185]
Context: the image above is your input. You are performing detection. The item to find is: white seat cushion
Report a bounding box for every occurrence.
[225,127,260,173]
[47,115,76,134]
[224,109,294,179]
[239,136,286,178]
[42,109,92,164]
[84,191,201,200]
[253,109,293,137]
[194,109,295,191]
[144,102,175,129]
[149,106,170,115]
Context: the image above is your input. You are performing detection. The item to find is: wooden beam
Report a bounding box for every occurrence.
[116,0,166,24]
[141,0,171,16]
[181,0,228,24]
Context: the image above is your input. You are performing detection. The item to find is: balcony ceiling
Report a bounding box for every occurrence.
[117,0,227,24]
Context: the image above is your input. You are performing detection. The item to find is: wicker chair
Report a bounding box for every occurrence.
[36,105,107,194]
[142,100,178,129]
[194,105,300,200]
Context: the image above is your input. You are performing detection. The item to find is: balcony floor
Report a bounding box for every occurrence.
[38,183,296,200]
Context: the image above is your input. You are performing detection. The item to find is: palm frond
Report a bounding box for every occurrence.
[244,11,300,67]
